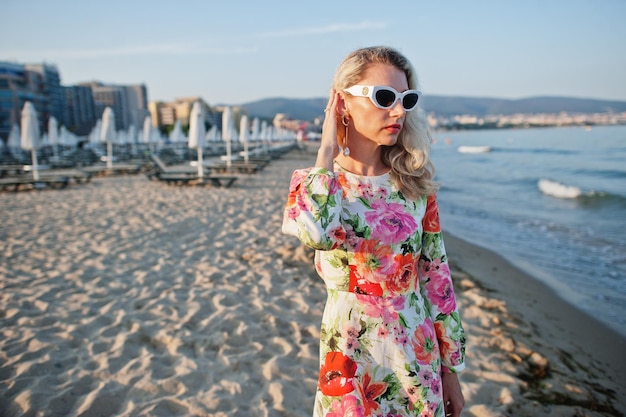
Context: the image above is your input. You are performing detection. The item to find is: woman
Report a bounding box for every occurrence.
[282,46,466,417]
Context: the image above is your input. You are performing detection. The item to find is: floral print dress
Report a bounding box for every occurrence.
[282,164,466,417]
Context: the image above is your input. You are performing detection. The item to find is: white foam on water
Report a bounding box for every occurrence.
[538,179,582,199]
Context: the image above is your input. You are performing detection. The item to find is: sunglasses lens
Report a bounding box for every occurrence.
[374,89,396,108]
[402,93,419,110]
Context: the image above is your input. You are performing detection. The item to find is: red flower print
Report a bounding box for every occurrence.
[319,352,358,396]
[349,265,383,296]
[336,172,349,198]
[422,195,441,233]
[356,372,388,416]
[329,226,347,245]
[412,319,439,364]
[387,253,416,294]
[435,321,459,363]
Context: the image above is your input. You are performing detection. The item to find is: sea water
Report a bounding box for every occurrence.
[430,125,626,337]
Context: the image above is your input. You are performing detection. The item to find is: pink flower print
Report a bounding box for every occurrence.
[430,374,441,397]
[345,229,359,249]
[423,261,456,314]
[365,199,418,245]
[345,337,360,354]
[341,322,361,339]
[342,323,362,354]
[412,319,439,365]
[285,205,300,221]
[420,407,435,417]
[357,294,405,325]
[418,369,433,387]
[327,394,365,417]
[392,324,409,345]
[377,325,389,339]
[405,384,422,408]
[354,181,378,199]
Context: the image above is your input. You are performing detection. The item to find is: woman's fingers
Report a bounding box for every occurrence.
[315,90,339,169]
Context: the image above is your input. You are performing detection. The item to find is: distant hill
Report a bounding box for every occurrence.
[238,95,626,121]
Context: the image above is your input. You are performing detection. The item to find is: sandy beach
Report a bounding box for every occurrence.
[1,146,625,417]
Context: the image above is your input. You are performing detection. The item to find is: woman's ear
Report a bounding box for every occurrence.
[337,92,349,115]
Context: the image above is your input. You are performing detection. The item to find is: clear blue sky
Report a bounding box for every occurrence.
[2,0,625,106]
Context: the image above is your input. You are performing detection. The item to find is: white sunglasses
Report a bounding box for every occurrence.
[344,85,421,111]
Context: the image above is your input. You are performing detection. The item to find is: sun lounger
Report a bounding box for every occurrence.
[147,154,238,187]
[0,176,70,192]
[152,172,238,188]
[82,163,142,176]
[0,164,27,177]
[39,169,93,184]
[149,154,198,175]
[207,161,263,174]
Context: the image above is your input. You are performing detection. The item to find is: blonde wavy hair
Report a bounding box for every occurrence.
[332,46,437,200]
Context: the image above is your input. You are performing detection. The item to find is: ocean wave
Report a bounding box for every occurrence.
[538,179,626,206]
[538,179,582,199]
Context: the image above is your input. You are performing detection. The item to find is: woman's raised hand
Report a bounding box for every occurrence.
[315,89,340,170]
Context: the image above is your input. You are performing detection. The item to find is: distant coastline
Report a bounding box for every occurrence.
[239,95,626,130]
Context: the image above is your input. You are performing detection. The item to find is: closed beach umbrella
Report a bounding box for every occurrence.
[239,114,250,163]
[48,116,59,157]
[20,101,41,180]
[251,117,260,142]
[127,124,137,144]
[206,125,217,142]
[143,115,152,146]
[100,107,116,168]
[169,120,185,143]
[188,101,206,178]
[7,124,20,148]
[222,107,234,169]
[89,119,102,148]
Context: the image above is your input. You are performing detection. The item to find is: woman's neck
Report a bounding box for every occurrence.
[335,150,389,176]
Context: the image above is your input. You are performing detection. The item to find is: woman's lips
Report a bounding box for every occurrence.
[385,124,402,133]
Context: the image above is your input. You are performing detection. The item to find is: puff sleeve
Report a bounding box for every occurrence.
[282,168,347,251]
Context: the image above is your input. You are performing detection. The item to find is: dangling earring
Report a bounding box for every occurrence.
[341,115,350,156]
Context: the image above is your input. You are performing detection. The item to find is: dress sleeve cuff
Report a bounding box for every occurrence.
[441,363,466,374]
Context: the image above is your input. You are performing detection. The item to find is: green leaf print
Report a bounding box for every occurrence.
[328,336,338,351]
[357,196,372,209]
[343,213,369,238]
[398,313,408,329]
[390,190,405,201]
[409,293,418,307]
[382,373,401,400]
[327,251,348,269]
[358,319,368,337]
[321,396,334,409]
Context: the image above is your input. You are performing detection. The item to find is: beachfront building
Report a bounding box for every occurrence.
[125,84,150,129]
[148,97,220,132]
[148,101,175,127]
[25,63,65,125]
[81,82,149,132]
[64,85,97,136]
[0,60,150,141]
[0,61,62,143]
